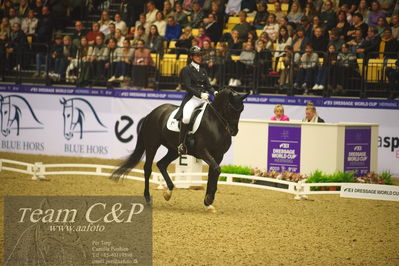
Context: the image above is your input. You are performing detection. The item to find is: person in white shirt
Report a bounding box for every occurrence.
[152,11,166,36]
[145,1,159,25]
[21,9,38,36]
[114,13,127,35]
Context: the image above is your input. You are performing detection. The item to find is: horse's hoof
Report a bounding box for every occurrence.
[163,189,172,201]
[206,205,217,213]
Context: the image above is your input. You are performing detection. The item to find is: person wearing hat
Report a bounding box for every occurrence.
[174,45,218,155]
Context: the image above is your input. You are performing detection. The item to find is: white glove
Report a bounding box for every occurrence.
[200,93,209,100]
[214,91,218,96]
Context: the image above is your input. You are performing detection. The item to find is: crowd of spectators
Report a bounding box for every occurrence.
[0,0,398,94]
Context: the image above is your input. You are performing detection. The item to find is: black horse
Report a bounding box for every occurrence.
[111,88,249,212]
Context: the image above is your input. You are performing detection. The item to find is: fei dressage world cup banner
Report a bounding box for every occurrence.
[0,84,399,176]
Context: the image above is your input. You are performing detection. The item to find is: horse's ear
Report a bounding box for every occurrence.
[240,92,250,101]
[60,98,66,105]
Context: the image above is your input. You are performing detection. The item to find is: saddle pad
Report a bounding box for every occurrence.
[166,104,208,134]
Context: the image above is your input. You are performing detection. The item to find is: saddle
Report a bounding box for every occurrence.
[166,103,207,134]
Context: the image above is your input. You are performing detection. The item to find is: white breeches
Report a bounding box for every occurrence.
[182,96,206,124]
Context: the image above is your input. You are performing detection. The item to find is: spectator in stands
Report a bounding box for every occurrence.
[339,0,358,14]
[132,39,155,88]
[328,28,345,51]
[310,26,328,56]
[195,26,211,47]
[263,13,279,41]
[300,16,312,38]
[105,23,116,42]
[115,29,125,47]
[173,2,189,28]
[378,28,399,59]
[91,35,109,83]
[208,41,229,86]
[6,22,27,71]
[204,12,221,43]
[226,30,243,55]
[8,8,21,27]
[86,22,104,46]
[274,1,285,22]
[304,2,318,19]
[153,11,166,37]
[379,0,394,16]
[320,1,336,31]
[105,38,119,81]
[292,27,309,53]
[313,44,337,90]
[287,1,303,25]
[98,10,113,35]
[253,1,268,30]
[31,0,44,17]
[190,1,205,28]
[275,26,292,65]
[336,43,359,93]
[302,102,325,122]
[0,17,11,38]
[391,15,399,41]
[247,30,257,47]
[21,9,37,40]
[376,17,389,36]
[335,11,350,39]
[279,16,294,37]
[356,0,369,23]
[109,38,134,82]
[225,0,242,16]
[347,13,368,39]
[270,104,290,121]
[71,20,86,48]
[132,25,148,46]
[175,25,194,53]
[229,41,255,87]
[368,1,386,27]
[147,24,164,53]
[294,43,319,92]
[232,11,253,41]
[36,6,54,44]
[241,0,256,13]
[255,39,273,81]
[347,29,365,52]
[17,0,29,18]
[257,31,273,50]
[163,1,174,18]
[51,35,76,81]
[34,33,60,78]
[165,16,181,42]
[74,37,92,85]
[278,45,294,88]
[114,13,127,35]
[202,39,215,73]
[209,1,224,31]
[135,14,150,36]
[310,15,325,37]
[146,1,159,25]
[356,26,380,58]
[386,58,399,99]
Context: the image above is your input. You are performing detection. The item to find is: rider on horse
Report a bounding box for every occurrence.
[175,46,218,155]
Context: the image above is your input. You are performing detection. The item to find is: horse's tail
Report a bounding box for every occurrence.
[110,116,147,182]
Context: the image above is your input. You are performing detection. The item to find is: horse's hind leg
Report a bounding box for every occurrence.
[143,145,159,204]
[156,148,178,201]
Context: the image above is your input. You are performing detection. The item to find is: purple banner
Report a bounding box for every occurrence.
[344,127,371,176]
[267,124,301,173]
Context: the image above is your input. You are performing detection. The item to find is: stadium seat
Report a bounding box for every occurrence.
[357,59,364,76]
[256,29,263,37]
[366,59,384,82]
[192,28,199,37]
[176,54,188,74]
[160,54,177,76]
[228,16,240,24]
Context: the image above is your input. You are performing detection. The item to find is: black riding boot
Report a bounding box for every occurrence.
[178,122,189,155]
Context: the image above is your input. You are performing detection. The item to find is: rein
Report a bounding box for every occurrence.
[207,101,241,136]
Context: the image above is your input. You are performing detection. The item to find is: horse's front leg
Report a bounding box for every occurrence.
[199,149,223,211]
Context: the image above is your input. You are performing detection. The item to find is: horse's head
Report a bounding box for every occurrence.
[0,96,12,136]
[212,88,249,136]
[60,98,75,140]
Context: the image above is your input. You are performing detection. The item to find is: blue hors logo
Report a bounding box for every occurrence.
[0,95,43,137]
[60,97,107,140]
[354,145,363,151]
[279,143,290,148]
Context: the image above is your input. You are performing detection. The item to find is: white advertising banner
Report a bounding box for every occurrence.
[0,84,398,176]
[341,183,399,201]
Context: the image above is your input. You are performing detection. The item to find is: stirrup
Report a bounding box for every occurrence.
[177,143,187,155]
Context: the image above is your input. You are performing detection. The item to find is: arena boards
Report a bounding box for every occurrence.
[0,84,398,176]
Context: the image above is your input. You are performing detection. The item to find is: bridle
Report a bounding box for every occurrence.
[207,100,243,136]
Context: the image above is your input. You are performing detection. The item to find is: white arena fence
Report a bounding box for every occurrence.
[1,159,347,199]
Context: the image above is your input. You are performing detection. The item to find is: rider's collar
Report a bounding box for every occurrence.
[191,61,200,72]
